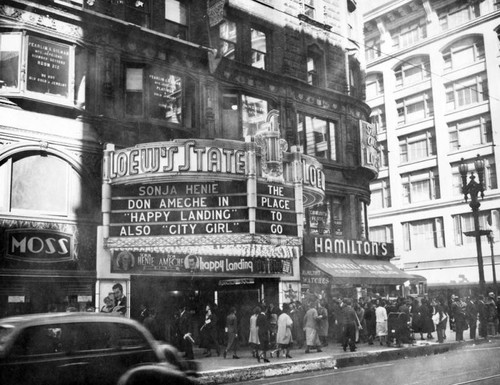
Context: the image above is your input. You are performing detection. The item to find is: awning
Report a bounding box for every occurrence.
[302,256,415,285]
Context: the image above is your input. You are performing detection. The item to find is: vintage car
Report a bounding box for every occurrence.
[0,312,197,385]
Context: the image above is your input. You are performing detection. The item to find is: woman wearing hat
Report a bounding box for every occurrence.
[450,295,467,342]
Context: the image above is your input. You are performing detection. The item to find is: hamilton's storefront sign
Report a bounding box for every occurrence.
[304,235,393,258]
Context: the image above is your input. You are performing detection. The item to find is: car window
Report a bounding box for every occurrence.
[110,323,150,350]
[0,325,17,349]
[11,325,63,356]
[61,323,113,353]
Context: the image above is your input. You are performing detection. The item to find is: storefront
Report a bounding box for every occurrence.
[97,127,325,337]
[301,235,417,300]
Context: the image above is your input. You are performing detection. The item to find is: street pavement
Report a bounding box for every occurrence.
[193,329,500,384]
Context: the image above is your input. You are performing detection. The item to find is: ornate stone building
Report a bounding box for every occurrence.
[0,0,407,325]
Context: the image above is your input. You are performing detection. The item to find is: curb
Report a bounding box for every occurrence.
[197,338,498,384]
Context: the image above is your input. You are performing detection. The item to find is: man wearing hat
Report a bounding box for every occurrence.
[450,295,467,342]
[486,292,498,337]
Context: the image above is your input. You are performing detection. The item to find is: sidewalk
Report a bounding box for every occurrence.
[193,330,500,384]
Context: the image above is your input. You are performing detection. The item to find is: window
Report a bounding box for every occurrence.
[403,217,445,251]
[221,92,275,140]
[0,153,93,217]
[397,92,433,125]
[399,129,436,163]
[307,45,323,86]
[401,168,440,204]
[303,0,316,19]
[369,225,393,243]
[448,114,492,151]
[251,28,267,70]
[165,0,188,39]
[306,196,344,236]
[123,0,150,27]
[378,140,388,168]
[443,37,485,72]
[445,73,488,111]
[219,20,237,60]
[370,106,386,133]
[366,73,384,99]
[394,57,430,88]
[0,33,85,107]
[124,64,195,128]
[297,113,338,161]
[438,2,480,31]
[453,210,500,246]
[451,156,497,197]
[370,178,391,209]
[391,20,427,50]
[366,39,381,62]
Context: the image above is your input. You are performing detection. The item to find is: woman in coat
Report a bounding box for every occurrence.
[303,300,322,353]
[276,304,293,358]
[248,306,260,358]
[199,304,220,357]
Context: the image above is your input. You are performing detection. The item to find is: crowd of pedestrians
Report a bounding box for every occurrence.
[138,291,500,363]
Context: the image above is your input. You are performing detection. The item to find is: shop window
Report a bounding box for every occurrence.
[448,114,492,151]
[0,33,86,107]
[369,224,393,243]
[445,73,488,111]
[399,129,436,164]
[401,168,440,205]
[394,56,430,89]
[297,113,338,161]
[370,178,391,209]
[165,0,188,39]
[306,196,344,236]
[124,63,195,128]
[403,217,444,251]
[0,153,92,218]
[221,92,275,140]
[396,91,433,125]
[437,2,480,31]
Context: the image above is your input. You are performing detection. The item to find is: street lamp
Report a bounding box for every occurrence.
[486,231,498,298]
[459,155,486,295]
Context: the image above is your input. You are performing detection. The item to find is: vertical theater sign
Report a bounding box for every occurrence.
[100,116,325,309]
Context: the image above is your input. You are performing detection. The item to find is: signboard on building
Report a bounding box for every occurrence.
[359,120,380,174]
[304,235,394,259]
[111,250,293,276]
[4,229,74,263]
[109,180,248,237]
[256,183,297,236]
[26,36,70,98]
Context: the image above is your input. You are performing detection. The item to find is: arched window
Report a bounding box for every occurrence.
[0,152,95,217]
[442,36,485,72]
[394,56,430,89]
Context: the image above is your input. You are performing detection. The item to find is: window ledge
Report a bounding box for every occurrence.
[298,14,332,31]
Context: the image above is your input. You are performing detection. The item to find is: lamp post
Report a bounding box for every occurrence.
[486,231,498,298]
[459,155,486,295]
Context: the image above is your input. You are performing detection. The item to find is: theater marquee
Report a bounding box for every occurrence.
[102,134,325,277]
